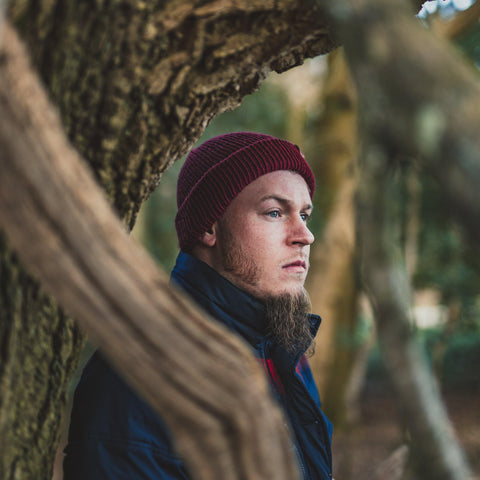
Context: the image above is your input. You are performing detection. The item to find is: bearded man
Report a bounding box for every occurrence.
[64,132,333,480]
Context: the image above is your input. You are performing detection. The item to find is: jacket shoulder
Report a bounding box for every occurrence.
[64,352,189,479]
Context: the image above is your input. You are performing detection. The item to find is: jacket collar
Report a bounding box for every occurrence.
[170,251,321,350]
[171,251,267,346]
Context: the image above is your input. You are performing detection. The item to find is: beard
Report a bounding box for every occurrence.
[264,289,315,357]
[217,220,261,291]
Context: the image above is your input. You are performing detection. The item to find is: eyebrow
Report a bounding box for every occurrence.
[259,194,313,211]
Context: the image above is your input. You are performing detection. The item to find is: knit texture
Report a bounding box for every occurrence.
[175,132,315,251]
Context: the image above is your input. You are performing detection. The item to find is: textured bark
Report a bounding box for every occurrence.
[315,0,476,478]
[9,0,337,227]
[0,1,336,478]
[0,14,85,480]
[0,22,301,480]
[0,234,85,479]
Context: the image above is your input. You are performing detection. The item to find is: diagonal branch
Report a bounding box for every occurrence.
[0,22,299,480]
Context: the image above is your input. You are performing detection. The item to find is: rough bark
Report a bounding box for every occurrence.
[9,0,337,227]
[0,22,301,480]
[0,234,85,479]
[315,0,476,478]
[0,13,85,480]
[0,1,336,478]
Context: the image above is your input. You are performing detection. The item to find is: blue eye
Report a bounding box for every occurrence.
[267,210,280,218]
[300,213,310,222]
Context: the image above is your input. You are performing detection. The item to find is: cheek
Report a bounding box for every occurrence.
[230,220,284,270]
[233,223,266,250]
[251,242,281,275]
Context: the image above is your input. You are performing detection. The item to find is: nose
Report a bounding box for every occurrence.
[289,216,314,246]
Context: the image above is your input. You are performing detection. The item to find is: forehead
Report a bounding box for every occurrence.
[228,170,311,210]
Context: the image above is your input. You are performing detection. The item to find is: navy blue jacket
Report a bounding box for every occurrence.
[64,252,333,479]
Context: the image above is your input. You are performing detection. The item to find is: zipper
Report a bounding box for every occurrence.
[259,340,310,479]
[292,363,333,474]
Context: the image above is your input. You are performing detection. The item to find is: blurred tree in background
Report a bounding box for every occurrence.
[412,0,480,394]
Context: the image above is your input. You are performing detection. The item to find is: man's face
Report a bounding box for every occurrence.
[210,170,314,299]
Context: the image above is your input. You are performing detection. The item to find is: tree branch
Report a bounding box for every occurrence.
[0,22,299,480]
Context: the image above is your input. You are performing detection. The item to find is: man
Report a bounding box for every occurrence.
[64,132,333,479]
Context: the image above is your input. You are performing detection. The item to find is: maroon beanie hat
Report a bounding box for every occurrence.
[175,131,315,252]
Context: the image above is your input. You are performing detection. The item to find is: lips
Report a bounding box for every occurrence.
[282,260,307,270]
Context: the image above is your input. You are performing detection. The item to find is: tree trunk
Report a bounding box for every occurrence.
[0,233,85,479]
[0,2,336,478]
[305,48,359,427]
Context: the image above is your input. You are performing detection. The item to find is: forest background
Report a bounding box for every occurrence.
[130,1,480,478]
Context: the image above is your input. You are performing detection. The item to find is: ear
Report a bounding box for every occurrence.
[198,223,217,248]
